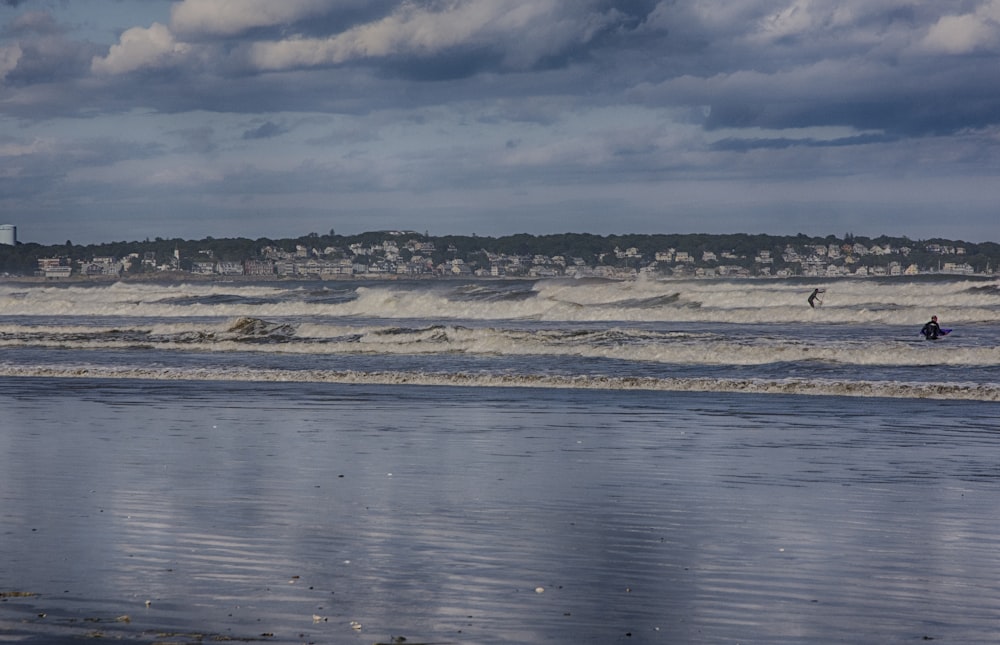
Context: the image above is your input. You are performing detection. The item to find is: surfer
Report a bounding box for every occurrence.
[921,315,944,340]
[807,288,825,308]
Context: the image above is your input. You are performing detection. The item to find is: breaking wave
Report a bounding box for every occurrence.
[1,364,997,401]
[2,276,999,324]
[1,316,998,366]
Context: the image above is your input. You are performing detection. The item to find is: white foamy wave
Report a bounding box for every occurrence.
[1,318,997,366]
[529,277,1000,324]
[3,277,999,324]
[1,364,997,401]
[0,282,321,319]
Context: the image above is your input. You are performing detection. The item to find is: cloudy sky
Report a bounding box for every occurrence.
[1,0,999,245]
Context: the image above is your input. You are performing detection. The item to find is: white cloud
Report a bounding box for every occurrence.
[91,22,191,75]
[922,9,1000,54]
[1,137,49,154]
[90,1,613,77]
[170,0,332,38]
[247,0,599,72]
[0,44,22,81]
[756,0,816,41]
[750,0,918,45]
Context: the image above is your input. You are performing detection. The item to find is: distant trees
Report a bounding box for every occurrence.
[0,230,996,277]
[0,242,45,274]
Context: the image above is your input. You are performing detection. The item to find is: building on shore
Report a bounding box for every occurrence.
[0,224,15,246]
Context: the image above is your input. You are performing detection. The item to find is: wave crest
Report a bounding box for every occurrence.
[1,365,997,401]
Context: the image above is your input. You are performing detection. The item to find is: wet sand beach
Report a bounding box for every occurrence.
[3,378,1000,644]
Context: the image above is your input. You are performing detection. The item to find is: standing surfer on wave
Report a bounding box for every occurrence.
[807,288,825,308]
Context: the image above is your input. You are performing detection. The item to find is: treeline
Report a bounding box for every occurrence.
[1,231,999,275]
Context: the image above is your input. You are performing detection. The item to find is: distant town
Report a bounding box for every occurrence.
[1,226,999,280]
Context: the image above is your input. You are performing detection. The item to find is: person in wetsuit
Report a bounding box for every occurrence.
[921,315,943,339]
[807,288,824,308]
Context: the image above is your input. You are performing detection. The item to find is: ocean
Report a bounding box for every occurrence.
[2,275,1000,644]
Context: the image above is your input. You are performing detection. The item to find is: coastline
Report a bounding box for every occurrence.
[1,367,998,400]
[0,271,470,284]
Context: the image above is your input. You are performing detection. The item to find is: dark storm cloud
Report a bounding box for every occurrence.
[272,1,405,40]
[3,10,58,36]
[0,9,101,91]
[711,133,898,152]
[0,135,165,201]
[699,76,1000,138]
[3,37,98,85]
[377,46,504,81]
[169,125,217,154]
[628,2,1000,137]
[242,120,289,140]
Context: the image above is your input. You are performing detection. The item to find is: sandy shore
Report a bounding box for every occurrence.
[3,378,1000,644]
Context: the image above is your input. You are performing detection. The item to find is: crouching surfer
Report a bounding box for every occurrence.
[920,315,948,340]
[807,288,825,308]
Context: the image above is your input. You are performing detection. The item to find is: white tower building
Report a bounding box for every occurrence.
[0,224,15,246]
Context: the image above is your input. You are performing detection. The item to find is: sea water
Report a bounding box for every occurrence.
[2,276,1000,644]
[1,275,999,396]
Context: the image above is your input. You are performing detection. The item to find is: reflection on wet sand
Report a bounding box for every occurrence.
[3,379,1000,644]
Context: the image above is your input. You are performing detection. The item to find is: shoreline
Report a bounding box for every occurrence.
[1,366,997,401]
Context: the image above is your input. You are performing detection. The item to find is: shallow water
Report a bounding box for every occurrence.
[3,378,1000,644]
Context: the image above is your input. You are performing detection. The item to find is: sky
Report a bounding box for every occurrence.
[1,0,999,245]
